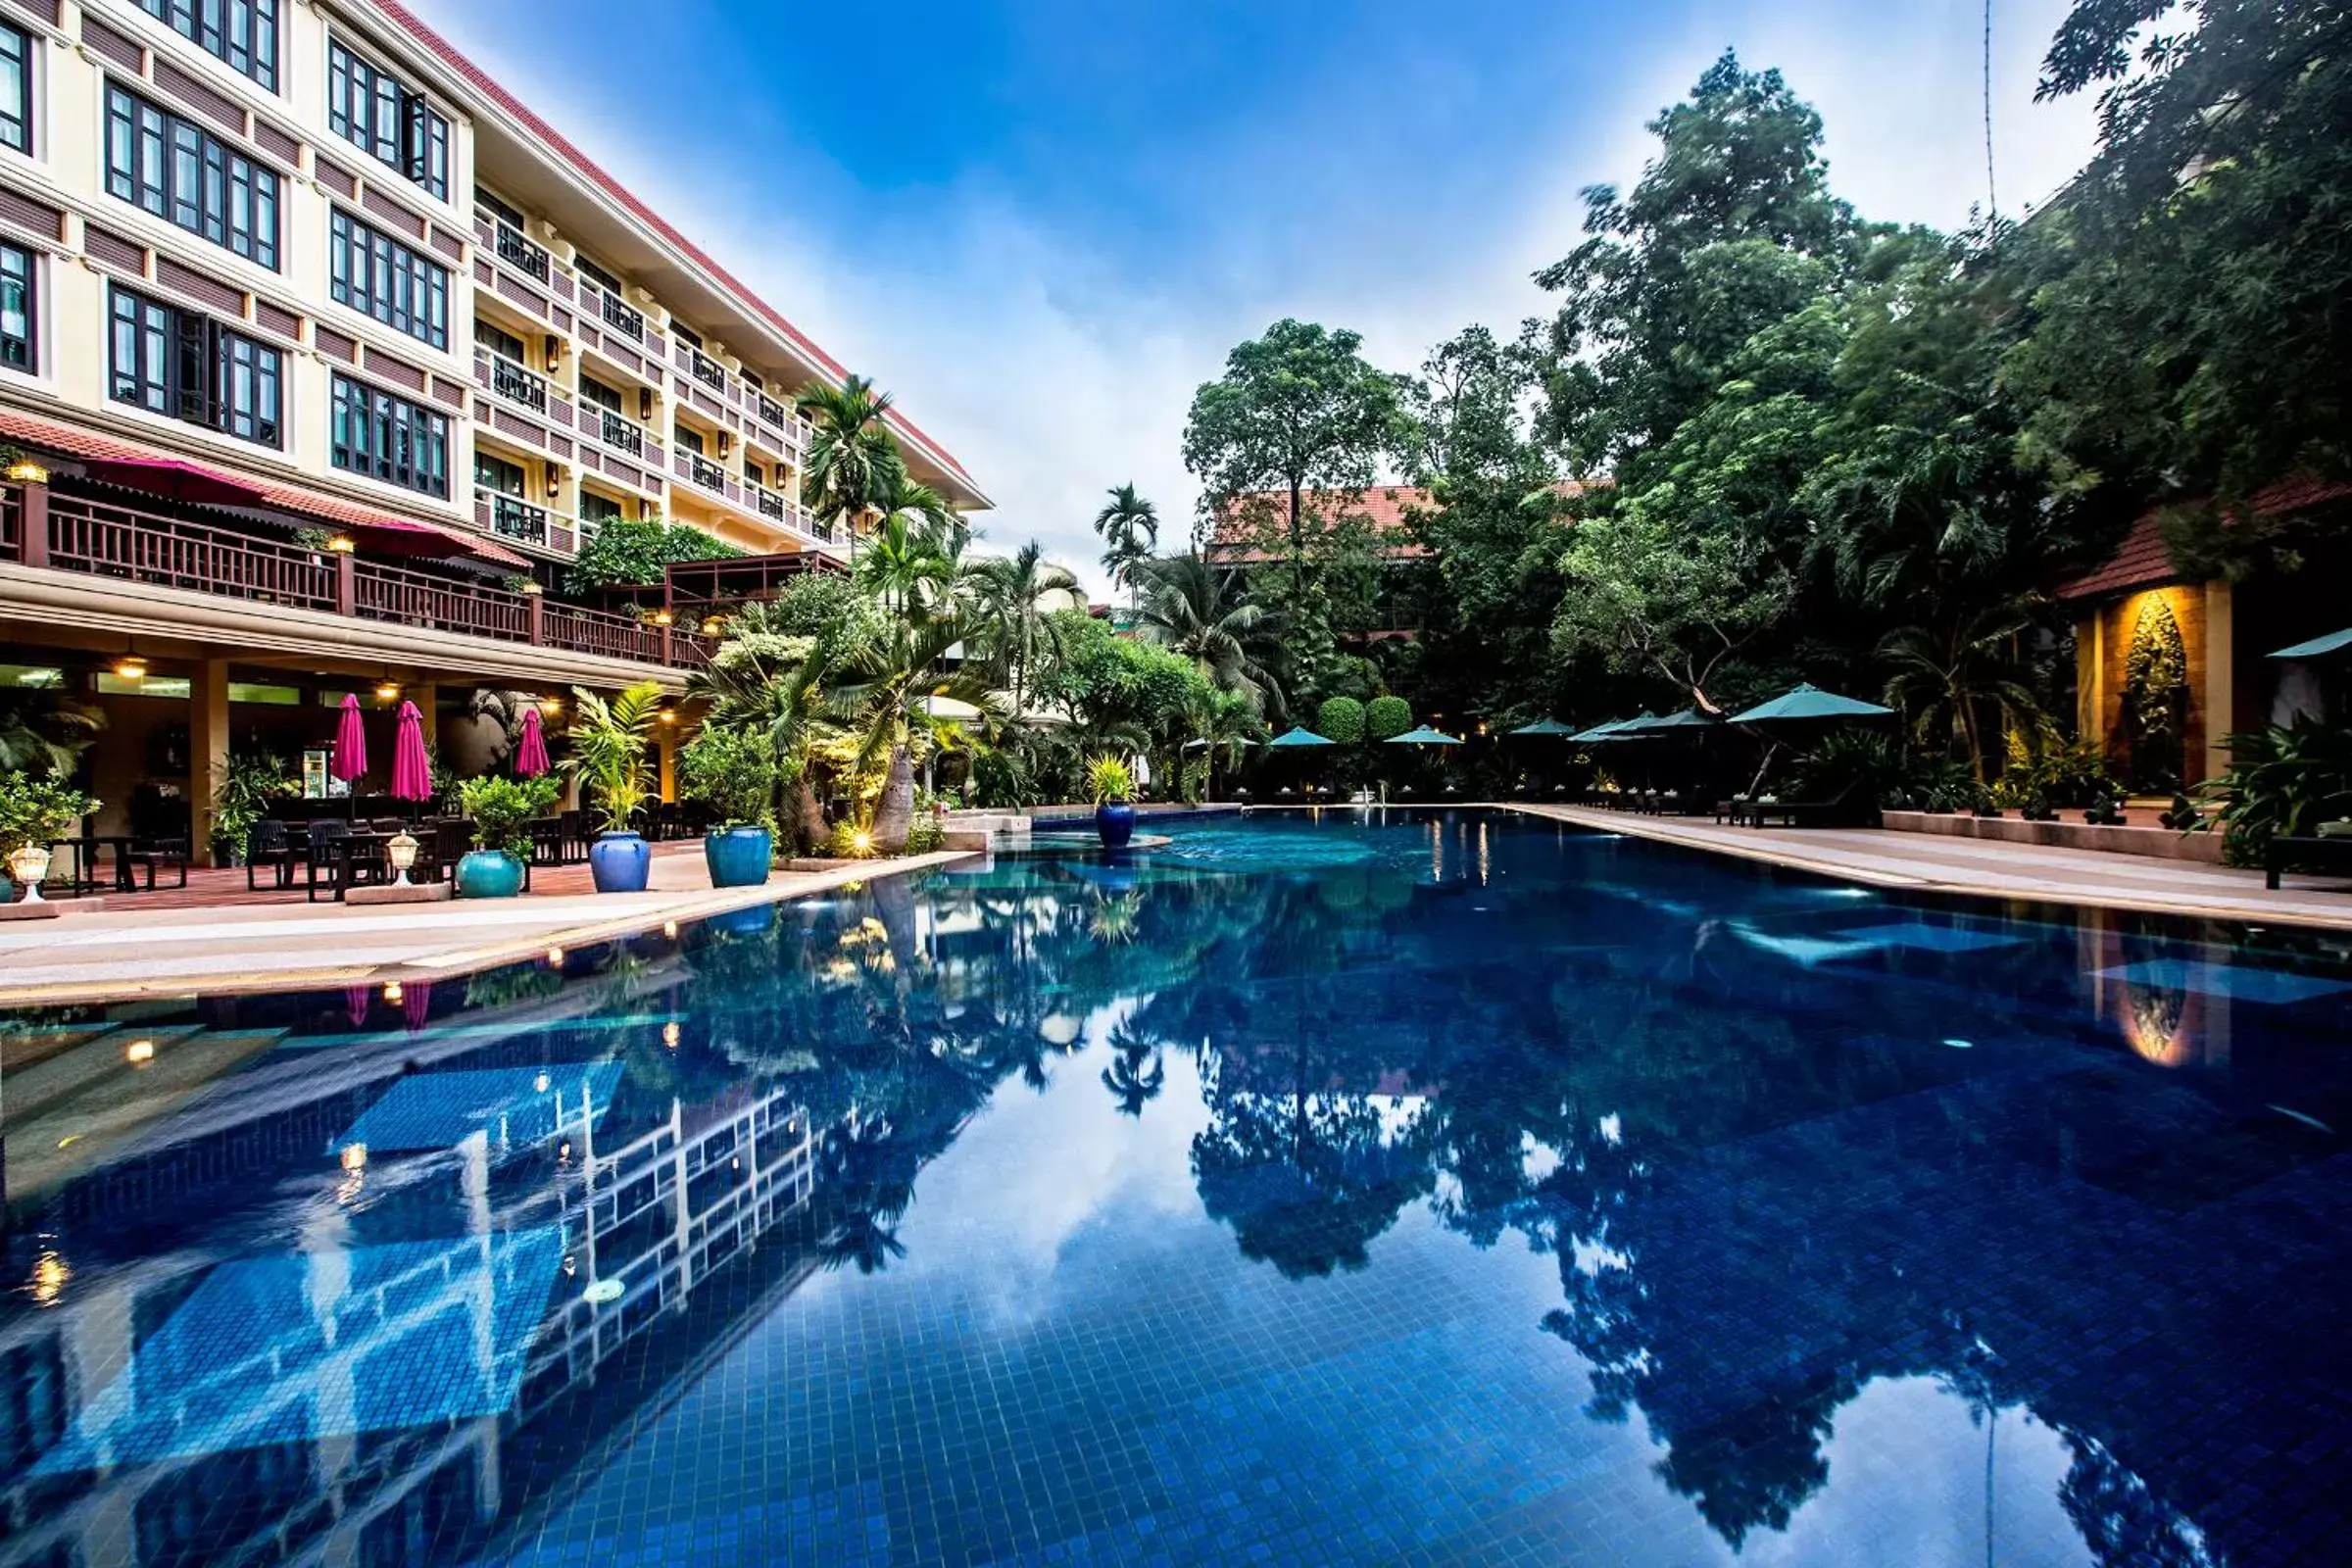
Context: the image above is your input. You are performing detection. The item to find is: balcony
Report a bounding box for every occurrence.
[493,221,551,283]
[3,481,710,669]
[481,490,550,547]
[681,451,728,494]
[757,392,793,431]
[480,351,549,416]
[593,406,645,459]
[751,481,786,523]
[687,347,728,396]
[593,285,645,342]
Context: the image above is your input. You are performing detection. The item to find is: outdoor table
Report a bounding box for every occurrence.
[305,832,396,904]
[45,835,145,895]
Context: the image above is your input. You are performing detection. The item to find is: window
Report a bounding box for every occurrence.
[672,323,703,350]
[473,186,524,230]
[326,40,446,199]
[579,491,622,536]
[328,209,447,348]
[0,243,31,370]
[0,22,30,155]
[574,253,622,295]
[577,374,622,415]
[674,425,705,457]
[136,0,277,91]
[474,451,524,497]
[330,373,447,497]
[104,83,278,269]
[474,318,525,364]
[109,286,282,446]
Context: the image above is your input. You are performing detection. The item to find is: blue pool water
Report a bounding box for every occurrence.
[4,809,2351,1567]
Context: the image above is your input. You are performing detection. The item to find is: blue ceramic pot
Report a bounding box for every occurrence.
[704,824,773,888]
[0,872,13,904]
[455,849,523,899]
[589,830,652,893]
[1095,802,1137,850]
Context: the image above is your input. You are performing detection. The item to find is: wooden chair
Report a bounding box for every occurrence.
[246,819,298,890]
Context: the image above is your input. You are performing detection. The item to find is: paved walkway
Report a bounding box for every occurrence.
[1507,805,2352,932]
[0,846,972,1006]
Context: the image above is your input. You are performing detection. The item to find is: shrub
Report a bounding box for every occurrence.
[1087,755,1135,805]
[679,723,776,827]
[903,815,945,855]
[1364,695,1412,741]
[460,775,559,859]
[564,517,742,595]
[2193,718,2352,864]
[211,751,296,858]
[1317,696,1365,745]
[0,772,98,854]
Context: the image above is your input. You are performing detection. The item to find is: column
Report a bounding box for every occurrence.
[414,682,440,748]
[2202,579,2234,784]
[189,658,230,866]
[658,727,678,804]
[2074,611,2102,749]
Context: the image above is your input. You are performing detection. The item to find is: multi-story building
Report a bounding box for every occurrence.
[0,0,985,851]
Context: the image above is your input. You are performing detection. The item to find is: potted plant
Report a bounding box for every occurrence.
[679,722,776,888]
[0,773,99,904]
[1089,754,1137,850]
[567,681,662,892]
[456,775,556,898]
[211,751,295,864]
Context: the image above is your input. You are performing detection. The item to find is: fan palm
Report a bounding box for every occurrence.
[1132,553,1282,712]
[687,603,833,850]
[1093,483,1158,610]
[565,680,663,832]
[801,373,907,554]
[1878,603,2043,780]
[968,542,1079,717]
[0,693,104,778]
[1185,684,1264,801]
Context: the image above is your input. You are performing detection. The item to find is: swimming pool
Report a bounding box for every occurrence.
[3,808,2348,1566]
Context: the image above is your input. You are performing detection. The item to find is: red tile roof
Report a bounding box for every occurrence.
[1206,486,1436,564]
[0,405,534,568]
[2057,478,2352,602]
[369,0,974,490]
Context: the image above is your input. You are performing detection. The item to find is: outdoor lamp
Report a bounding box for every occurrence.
[113,655,147,681]
[325,534,356,553]
[652,610,676,627]
[6,460,49,484]
[520,580,545,596]
[8,841,52,902]
[386,830,419,885]
[658,707,677,725]
[375,680,402,702]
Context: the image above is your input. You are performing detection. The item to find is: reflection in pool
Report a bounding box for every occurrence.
[4,809,2349,1567]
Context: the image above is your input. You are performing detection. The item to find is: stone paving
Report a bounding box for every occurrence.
[1507,803,2352,932]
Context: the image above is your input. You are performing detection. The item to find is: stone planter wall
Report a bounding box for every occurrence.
[1880,809,2227,863]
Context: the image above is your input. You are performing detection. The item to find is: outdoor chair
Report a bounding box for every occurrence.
[246,819,298,890]
[560,809,588,861]
[302,820,351,901]
[122,837,189,891]
[2263,835,2352,890]
[1748,783,1870,829]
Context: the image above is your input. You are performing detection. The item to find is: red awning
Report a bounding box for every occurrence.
[0,406,533,570]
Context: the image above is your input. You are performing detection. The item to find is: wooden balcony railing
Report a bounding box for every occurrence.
[493,221,551,282]
[2,481,709,670]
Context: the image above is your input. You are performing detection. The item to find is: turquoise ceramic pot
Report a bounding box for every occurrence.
[455,849,523,899]
[704,825,773,888]
[589,831,651,893]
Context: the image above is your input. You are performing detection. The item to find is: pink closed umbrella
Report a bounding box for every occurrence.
[331,693,369,790]
[390,701,432,808]
[514,706,551,778]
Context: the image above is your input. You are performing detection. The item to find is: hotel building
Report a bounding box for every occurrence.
[0,0,984,852]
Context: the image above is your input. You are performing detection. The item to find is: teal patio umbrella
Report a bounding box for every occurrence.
[2268,627,2352,660]
[1507,717,1579,736]
[1725,683,1892,723]
[1636,708,1722,731]
[1265,727,1335,748]
[1578,712,1658,741]
[1384,725,1463,746]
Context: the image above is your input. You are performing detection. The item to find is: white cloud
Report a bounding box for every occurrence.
[417,0,2101,599]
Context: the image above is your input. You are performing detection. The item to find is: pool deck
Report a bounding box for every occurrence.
[0,846,974,1007]
[1503,804,2352,932]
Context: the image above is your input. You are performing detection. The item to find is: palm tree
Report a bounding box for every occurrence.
[1184,684,1264,802]
[1093,483,1158,611]
[825,609,1004,852]
[687,602,833,850]
[854,473,967,618]
[801,373,907,557]
[968,542,1079,717]
[1132,553,1282,713]
[0,693,103,778]
[1878,602,2043,780]
[1102,1024,1165,1117]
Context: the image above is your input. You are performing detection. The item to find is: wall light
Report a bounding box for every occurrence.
[546,946,564,965]
[381,980,403,1004]
[113,655,148,681]
[325,534,356,553]
[375,680,402,703]
[651,610,675,627]
[6,460,50,484]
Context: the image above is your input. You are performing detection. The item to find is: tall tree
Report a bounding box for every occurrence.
[1533,51,1858,476]
[801,373,908,553]
[2013,0,2352,573]
[1092,483,1159,610]
[968,541,1080,717]
[1131,552,1283,714]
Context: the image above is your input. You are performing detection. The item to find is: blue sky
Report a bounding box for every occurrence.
[421,0,2102,594]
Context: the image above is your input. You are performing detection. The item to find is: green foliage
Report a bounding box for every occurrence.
[0,771,98,853]
[1316,697,1365,745]
[460,774,558,858]
[826,818,877,858]
[1086,755,1135,806]
[1094,483,1159,601]
[679,722,777,827]
[903,814,946,855]
[1364,696,1412,741]
[566,681,663,833]
[564,519,740,595]
[211,751,296,857]
[801,373,908,538]
[0,691,105,778]
[2193,718,2352,865]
